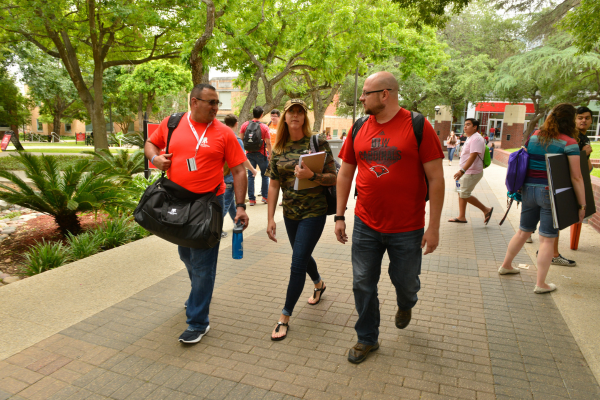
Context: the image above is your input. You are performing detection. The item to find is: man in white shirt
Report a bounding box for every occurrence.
[448,118,493,225]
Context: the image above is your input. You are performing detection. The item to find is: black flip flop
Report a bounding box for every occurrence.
[448,218,468,223]
[308,284,326,305]
[271,322,289,341]
[484,207,494,225]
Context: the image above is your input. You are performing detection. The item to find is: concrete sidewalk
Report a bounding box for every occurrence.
[0,163,599,399]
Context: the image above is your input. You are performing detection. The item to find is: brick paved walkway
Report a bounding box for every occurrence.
[1,168,599,400]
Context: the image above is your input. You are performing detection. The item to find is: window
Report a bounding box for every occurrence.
[65,123,72,133]
[37,120,43,131]
[333,129,338,137]
[219,92,232,110]
[85,123,93,132]
[219,80,232,89]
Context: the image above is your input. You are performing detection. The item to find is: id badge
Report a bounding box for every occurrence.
[186,157,197,172]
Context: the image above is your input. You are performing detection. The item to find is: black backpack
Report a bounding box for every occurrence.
[243,121,264,152]
[309,135,340,215]
[352,111,429,201]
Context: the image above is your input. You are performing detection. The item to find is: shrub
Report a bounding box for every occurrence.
[130,224,151,240]
[20,240,70,276]
[66,231,101,260]
[96,216,134,249]
[0,152,128,236]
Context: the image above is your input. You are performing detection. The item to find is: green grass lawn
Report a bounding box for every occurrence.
[0,154,91,171]
[17,142,90,147]
[3,148,136,154]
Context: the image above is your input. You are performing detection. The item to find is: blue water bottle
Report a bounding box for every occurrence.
[232,222,244,259]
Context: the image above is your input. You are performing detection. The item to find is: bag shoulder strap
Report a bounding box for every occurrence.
[410,111,425,149]
[351,116,369,142]
[310,135,319,153]
[165,112,186,154]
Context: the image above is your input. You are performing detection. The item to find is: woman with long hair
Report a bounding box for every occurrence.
[265,99,337,340]
[498,103,586,293]
[446,131,457,166]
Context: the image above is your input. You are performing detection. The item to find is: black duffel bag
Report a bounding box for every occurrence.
[134,113,223,249]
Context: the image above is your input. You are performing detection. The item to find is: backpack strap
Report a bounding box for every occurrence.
[165,112,186,154]
[410,111,425,149]
[351,116,369,142]
[310,134,319,154]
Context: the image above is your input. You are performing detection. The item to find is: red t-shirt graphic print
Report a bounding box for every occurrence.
[339,108,444,233]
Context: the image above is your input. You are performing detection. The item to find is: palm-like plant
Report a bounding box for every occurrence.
[0,152,128,236]
[86,149,145,183]
[121,132,145,148]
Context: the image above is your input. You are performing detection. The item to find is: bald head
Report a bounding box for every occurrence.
[360,71,401,119]
[365,71,399,93]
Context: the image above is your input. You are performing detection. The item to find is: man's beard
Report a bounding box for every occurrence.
[364,103,384,115]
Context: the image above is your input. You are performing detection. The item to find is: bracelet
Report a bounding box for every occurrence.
[151,155,157,164]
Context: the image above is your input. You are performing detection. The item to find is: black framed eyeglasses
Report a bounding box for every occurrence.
[192,97,222,107]
[361,89,392,96]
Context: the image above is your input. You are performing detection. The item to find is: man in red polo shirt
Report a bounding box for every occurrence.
[145,83,248,344]
[335,71,445,364]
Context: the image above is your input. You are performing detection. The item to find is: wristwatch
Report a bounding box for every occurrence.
[334,216,345,222]
[236,203,247,210]
[308,172,317,181]
[578,204,586,211]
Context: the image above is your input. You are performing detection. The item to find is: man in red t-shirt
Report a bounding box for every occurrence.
[145,83,248,345]
[240,106,272,205]
[335,71,445,364]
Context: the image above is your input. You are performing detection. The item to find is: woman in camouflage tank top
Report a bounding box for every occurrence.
[265,99,337,341]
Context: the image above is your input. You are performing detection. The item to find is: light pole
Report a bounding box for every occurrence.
[352,66,359,125]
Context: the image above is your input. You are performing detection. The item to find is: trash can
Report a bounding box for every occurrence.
[327,139,344,164]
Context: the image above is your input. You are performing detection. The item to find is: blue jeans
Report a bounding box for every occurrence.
[448,147,456,162]
[247,152,269,200]
[519,185,558,238]
[223,183,236,222]
[179,195,223,331]
[282,214,326,316]
[352,216,424,345]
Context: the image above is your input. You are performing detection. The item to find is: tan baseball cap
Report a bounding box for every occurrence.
[284,99,308,113]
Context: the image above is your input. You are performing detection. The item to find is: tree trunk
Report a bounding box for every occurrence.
[55,213,82,236]
[521,111,545,146]
[52,110,62,139]
[238,72,260,126]
[189,0,217,85]
[138,93,144,131]
[146,92,155,121]
[312,85,340,132]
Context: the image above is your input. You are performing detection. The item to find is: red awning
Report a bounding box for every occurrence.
[475,102,535,114]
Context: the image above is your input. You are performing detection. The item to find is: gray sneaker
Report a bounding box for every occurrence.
[552,254,576,266]
[221,231,228,238]
[525,236,533,243]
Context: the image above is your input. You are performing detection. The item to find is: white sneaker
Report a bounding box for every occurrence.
[534,283,557,294]
[525,237,533,243]
[498,266,520,275]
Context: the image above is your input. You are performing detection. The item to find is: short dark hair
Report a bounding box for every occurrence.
[190,83,216,105]
[465,118,480,131]
[224,114,237,128]
[252,106,264,119]
[577,106,593,117]
[270,109,280,116]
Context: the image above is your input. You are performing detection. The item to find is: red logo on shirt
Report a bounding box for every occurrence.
[369,165,389,177]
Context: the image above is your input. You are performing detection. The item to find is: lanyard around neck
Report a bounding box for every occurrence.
[187,112,212,156]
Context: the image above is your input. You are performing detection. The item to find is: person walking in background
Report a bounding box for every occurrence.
[241,106,272,205]
[265,99,337,341]
[145,84,249,343]
[446,131,457,166]
[335,71,445,364]
[498,104,586,293]
[221,114,257,238]
[448,118,494,225]
[341,131,347,142]
[268,109,280,144]
[458,133,467,157]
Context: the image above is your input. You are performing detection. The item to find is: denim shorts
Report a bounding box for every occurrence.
[519,185,558,238]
